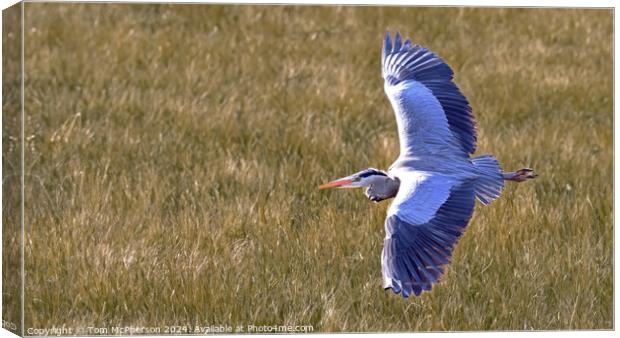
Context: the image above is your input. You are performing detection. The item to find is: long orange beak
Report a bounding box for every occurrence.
[318,178,355,190]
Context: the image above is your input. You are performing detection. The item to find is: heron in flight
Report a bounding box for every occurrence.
[319,32,536,298]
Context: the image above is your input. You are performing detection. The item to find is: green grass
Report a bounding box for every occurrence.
[3,3,613,332]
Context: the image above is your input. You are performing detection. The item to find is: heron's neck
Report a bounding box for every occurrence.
[365,175,400,202]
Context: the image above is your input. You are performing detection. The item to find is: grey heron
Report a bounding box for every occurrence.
[319,32,536,298]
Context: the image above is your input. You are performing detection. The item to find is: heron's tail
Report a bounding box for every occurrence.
[471,154,504,205]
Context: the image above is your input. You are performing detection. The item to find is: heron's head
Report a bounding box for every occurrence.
[318,168,388,190]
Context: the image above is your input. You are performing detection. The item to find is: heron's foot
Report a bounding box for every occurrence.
[512,168,538,182]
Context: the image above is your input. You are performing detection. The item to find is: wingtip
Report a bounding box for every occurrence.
[384,278,424,298]
[394,31,402,50]
[384,284,423,298]
[383,32,392,53]
[403,38,411,49]
[384,31,413,53]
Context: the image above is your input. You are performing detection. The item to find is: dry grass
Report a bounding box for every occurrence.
[2,3,613,332]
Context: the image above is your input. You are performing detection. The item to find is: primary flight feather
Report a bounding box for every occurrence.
[319,32,537,298]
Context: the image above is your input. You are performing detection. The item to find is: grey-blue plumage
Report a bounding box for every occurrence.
[382,32,477,156]
[382,182,475,297]
[319,32,536,299]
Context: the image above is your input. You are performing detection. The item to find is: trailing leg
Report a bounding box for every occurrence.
[503,168,537,182]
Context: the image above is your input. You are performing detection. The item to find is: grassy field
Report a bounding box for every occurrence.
[2,3,613,332]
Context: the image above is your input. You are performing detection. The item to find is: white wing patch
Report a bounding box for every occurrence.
[385,80,462,158]
[387,169,456,226]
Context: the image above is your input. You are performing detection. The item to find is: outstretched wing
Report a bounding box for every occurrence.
[382,170,476,297]
[382,32,477,158]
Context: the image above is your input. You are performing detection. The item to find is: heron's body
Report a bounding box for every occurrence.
[320,32,536,298]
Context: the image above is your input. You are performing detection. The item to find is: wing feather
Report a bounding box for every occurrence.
[382,32,477,157]
[382,171,476,297]
[387,170,455,225]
